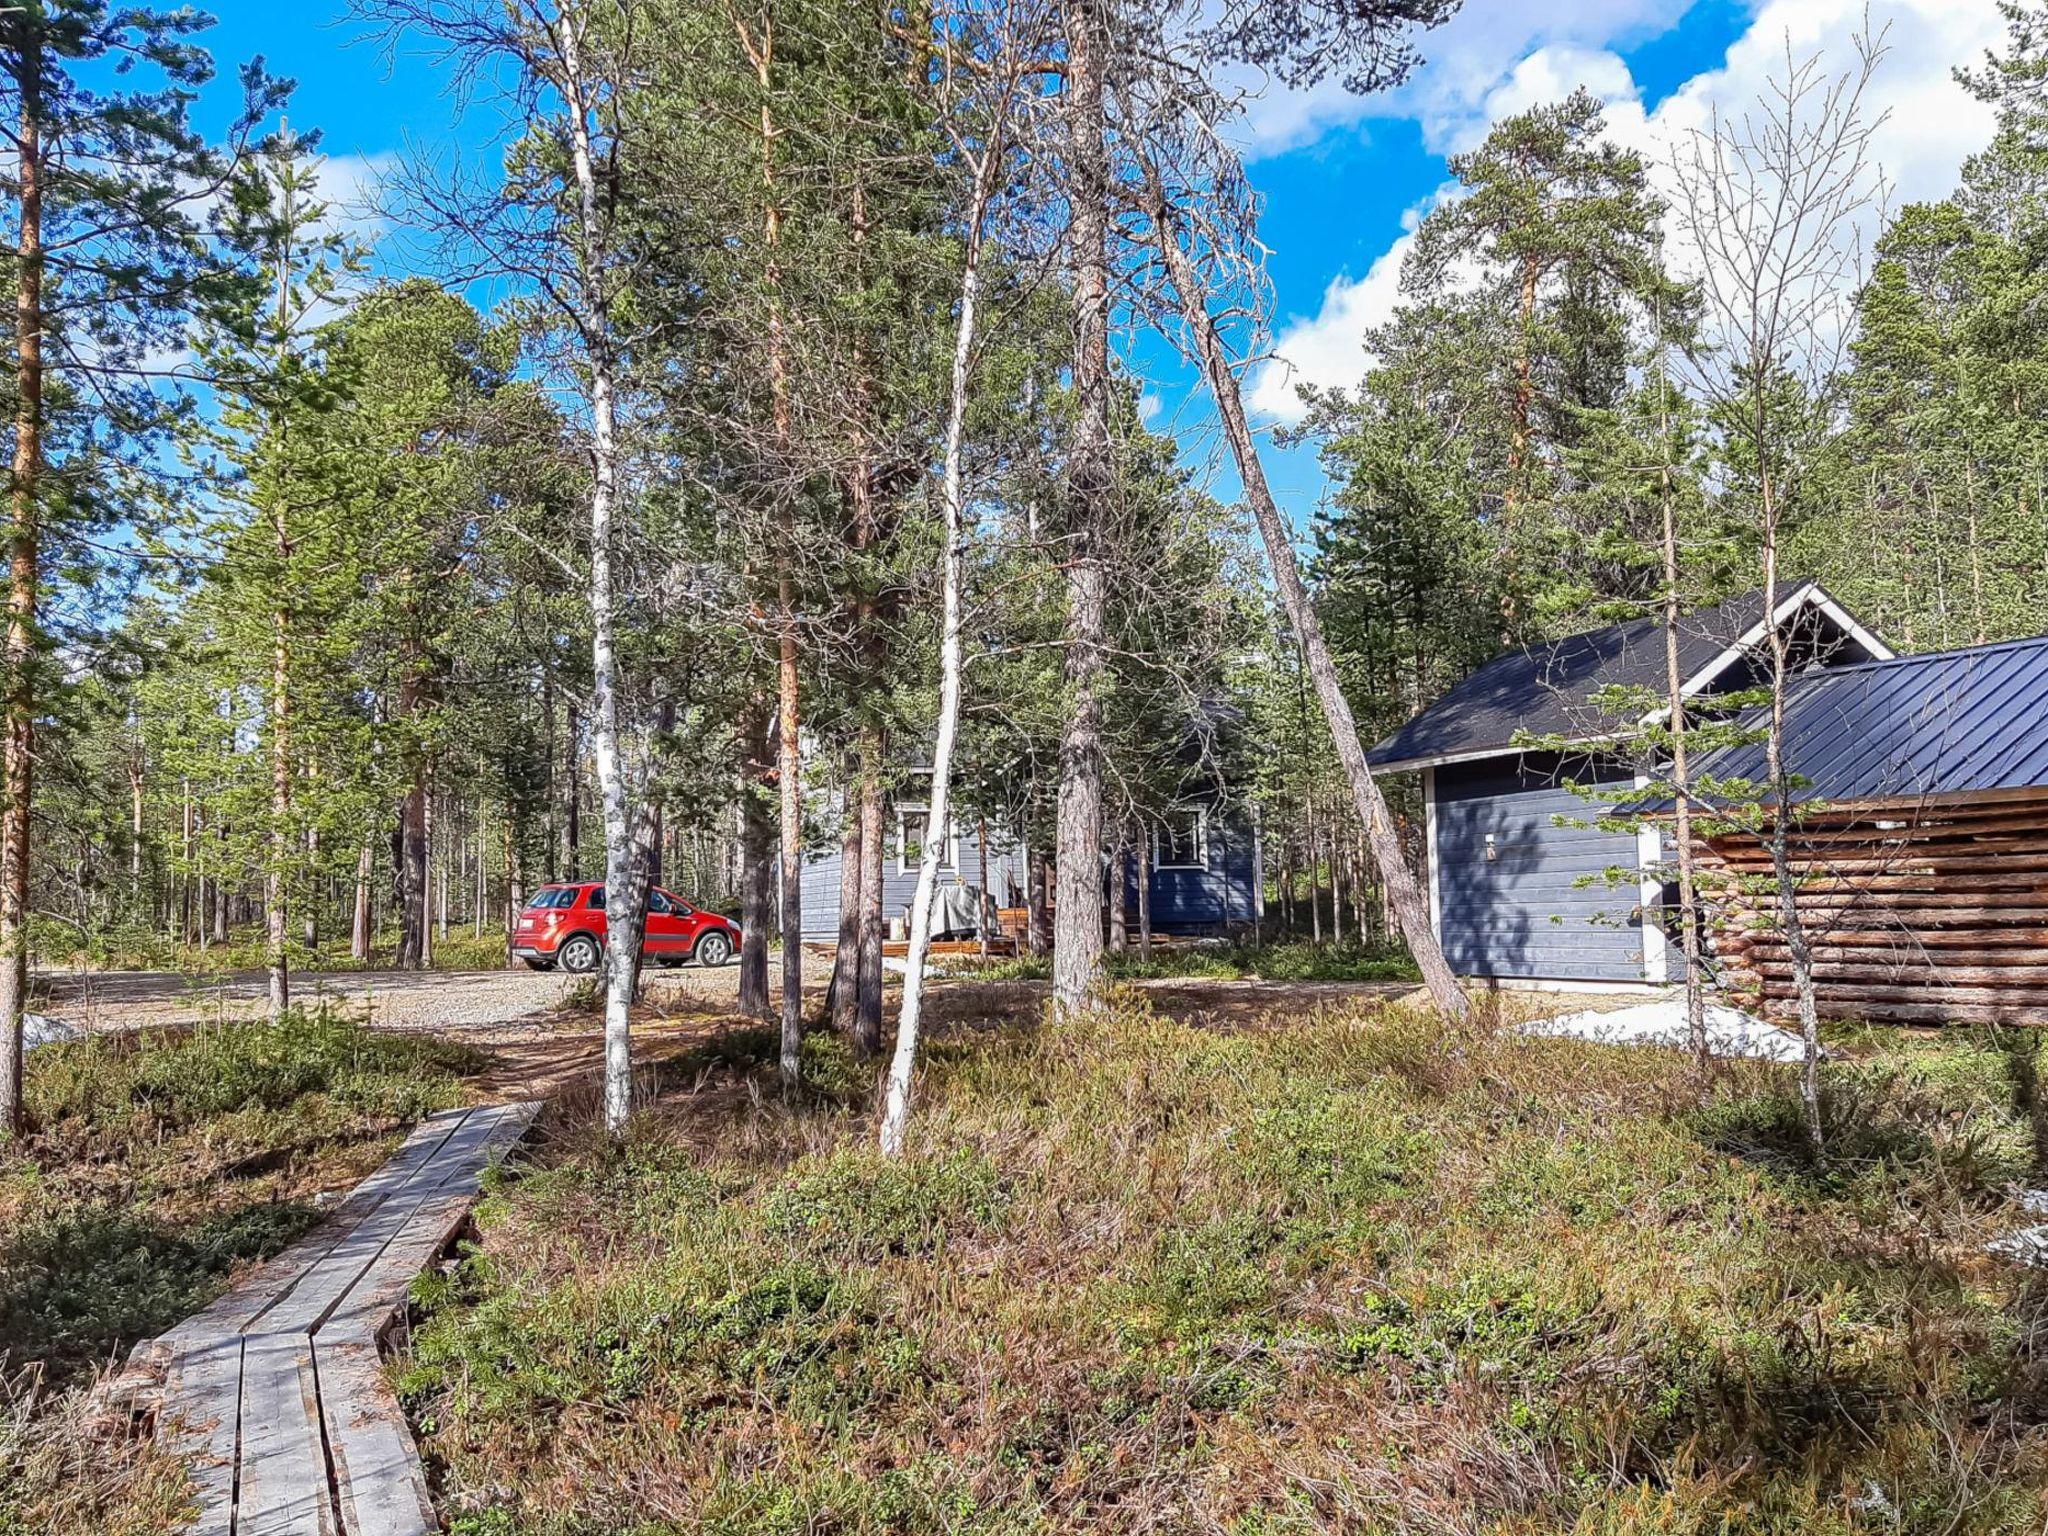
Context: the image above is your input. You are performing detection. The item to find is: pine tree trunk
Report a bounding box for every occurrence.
[1027,848,1050,957]
[542,673,559,883]
[352,841,372,961]
[1107,830,1127,954]
[1052,0,1111,1019]
[1136,831,1152,961]
[832,763,861,1034]
[855,738,885,1054]
[421,774,436,967]
[977,815,991,961]
[739,703,774,1017]
[0,29,42,1134]
[211,816,230,945]
[129,753,144,903]
[180,781,195,945]
[776,604,802,1085]
[1141,167,1467,1018]
[1306,788,1321,946]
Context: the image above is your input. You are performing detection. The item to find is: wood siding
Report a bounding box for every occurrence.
[1698,787,2048,1025]
[1433,754,1647,983]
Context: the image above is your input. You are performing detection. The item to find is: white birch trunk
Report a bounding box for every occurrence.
[880,142,993,1158]
[557,4,639,1136]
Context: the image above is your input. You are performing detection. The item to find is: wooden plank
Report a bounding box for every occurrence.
[250,1108,512,1337]
[155,1110,474,1355]
[326,1104,539,1335]
[314,1326,436,1536]
[160,1337,242,1536]
[233,1332,335,1536]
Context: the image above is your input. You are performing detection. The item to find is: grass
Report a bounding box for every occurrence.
[34,919,520,976]
[0,1009,486,1534]
[971,940,1421,985]
[396,998,2048,1534]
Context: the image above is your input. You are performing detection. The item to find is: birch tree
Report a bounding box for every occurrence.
[1673,30,1889,1156]
[359,0,660,1134]
[882,0,1051,1155]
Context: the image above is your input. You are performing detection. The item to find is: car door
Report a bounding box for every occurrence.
[643,889,690,957]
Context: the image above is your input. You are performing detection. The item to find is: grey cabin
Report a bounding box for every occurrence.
[798,776,1262,943]
[1364,582,1892,989]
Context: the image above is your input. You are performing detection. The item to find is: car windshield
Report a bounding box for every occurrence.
[525,888,576,910]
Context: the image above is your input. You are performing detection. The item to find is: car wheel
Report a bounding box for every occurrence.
[523,958,556,973]
[695,930,733,968]
[559,933,603,975]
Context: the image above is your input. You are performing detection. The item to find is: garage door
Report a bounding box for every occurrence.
[1433,754,1647,983]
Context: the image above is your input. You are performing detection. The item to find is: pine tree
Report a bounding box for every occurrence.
[0,2,281,1130]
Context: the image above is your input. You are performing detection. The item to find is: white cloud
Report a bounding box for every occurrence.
[315,151,399,255]
[1227,0,1675,159]
[1246,0,2007,424]
[1248,233,1414,420]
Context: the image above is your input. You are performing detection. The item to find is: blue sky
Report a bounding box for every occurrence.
[190,0,2010,526]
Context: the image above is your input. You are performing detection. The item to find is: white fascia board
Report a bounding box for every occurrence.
[1642,582,1894,727]
[1634,771,1666,985]
[1369,734,1635,777]
[1422,765,1443,942]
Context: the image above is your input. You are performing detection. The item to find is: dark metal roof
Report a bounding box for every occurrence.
[1689,634,2048,803]
[1364,584,1849,772]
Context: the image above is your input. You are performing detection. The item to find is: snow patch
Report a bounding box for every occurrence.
[1989,1188,2048,1267]
[1518,999,1808,1063]
[24,1013,82,1051]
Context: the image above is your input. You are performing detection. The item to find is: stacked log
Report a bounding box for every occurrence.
[1696,787,2048,1025]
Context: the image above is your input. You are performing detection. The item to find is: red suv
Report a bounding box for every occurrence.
[512,882,741,974]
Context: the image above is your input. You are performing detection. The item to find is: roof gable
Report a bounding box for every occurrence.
[1364,583,1888,773]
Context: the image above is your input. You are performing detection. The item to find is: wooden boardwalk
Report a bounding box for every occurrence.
[121,1102,538,1536]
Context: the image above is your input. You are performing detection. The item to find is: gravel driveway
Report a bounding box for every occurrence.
[35,962,744,1041]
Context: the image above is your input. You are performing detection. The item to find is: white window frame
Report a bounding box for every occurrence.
[897,807,959,874]
[1152,807,1211,870]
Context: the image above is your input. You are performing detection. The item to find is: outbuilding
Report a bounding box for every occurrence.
[1684,633,2048,1024]
[1364,582,1891,989]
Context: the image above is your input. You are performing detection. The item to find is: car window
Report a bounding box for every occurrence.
[659,891,692,916]
[525,888,574,910]
[647,891,673,916]
[585,887,606,912]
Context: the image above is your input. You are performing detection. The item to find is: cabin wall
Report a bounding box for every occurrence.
[1112,812,1260,931]
[1699,789,2048,1024]
[1432,752,1648,983]
[800,817,1026,942]
[800,805,1260,940]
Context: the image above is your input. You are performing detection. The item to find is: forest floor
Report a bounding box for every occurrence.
[1,1012,495,1532]
[17,982,2048,1532]
[374,990,2048,1535]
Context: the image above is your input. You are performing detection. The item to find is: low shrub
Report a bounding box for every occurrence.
[3,1011,481,1382]
[397,1000,2048,1533]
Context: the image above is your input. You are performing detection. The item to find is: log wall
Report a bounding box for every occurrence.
[1698,787,2048,1025]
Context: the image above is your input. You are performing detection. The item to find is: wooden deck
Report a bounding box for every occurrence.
[120,1101,539,1536]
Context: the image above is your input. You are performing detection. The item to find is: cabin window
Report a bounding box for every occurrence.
[899,810,957,874]
[1154,808,1209,869]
